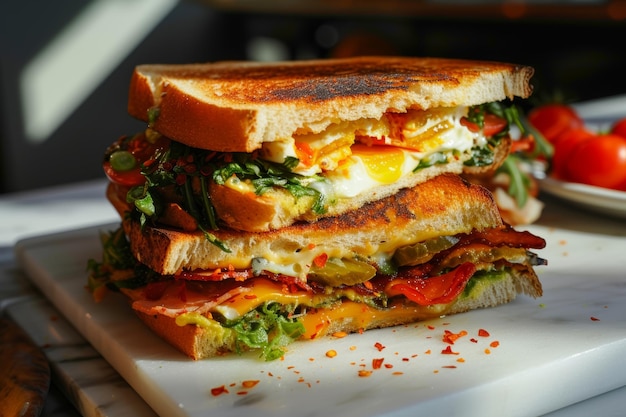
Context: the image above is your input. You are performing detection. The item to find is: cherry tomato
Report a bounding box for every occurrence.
[103,133,170,187]
[528,104,584,144]
[550,128,595,180]
[460,113,508,137]
[103,161,145,187]
[482,113,508,137]
[611,117,626,139]
[566,133,626,189]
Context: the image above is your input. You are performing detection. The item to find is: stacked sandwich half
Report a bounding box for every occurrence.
[89,56,547,360]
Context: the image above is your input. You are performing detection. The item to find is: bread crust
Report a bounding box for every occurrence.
[128,57,534,152]
[109,174,504,275]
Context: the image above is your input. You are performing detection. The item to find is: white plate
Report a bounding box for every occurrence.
[13,223,626,417]
[539,176,626,219]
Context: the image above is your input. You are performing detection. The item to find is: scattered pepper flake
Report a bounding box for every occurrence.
[457,358,465,363]
[211,385,229,396]
[325,350,337,358]
[441,346,460,355]
[590,316,600,321]
[372,358,385,369]
[442,366,457,369]
[425,349,431,354]
[484,349,491,355]
[443,329,468,344]
[374,342,385,351]
[490,341,500,348]
[478,329,490,337]
[358,370,373,377]
[242,380,260,389]
[393,371,404,376]
[384,364,394,369]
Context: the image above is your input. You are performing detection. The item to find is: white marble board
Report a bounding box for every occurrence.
[14,222,626,417]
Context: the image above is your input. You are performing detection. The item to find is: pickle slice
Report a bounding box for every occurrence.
[309,257,377,287]
[393,235,460,266]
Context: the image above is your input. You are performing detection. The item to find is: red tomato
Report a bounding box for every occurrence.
[566,133,626,189]
[551,128,595,179]
[482,113,508,137]
[103,162,145,187]
[386,262,476,306]
[460,113,508,137]
[528,104,584,144]
[611,117,626,139]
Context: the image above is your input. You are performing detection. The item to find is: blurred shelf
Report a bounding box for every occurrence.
[199,0,626,21]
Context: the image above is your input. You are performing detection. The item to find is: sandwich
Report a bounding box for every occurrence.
[105,56,535,233]
[88,56,547,361]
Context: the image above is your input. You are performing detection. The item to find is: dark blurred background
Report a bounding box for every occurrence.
[2,0,625,193]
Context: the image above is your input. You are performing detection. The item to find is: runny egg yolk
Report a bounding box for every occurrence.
[350,144,405,184]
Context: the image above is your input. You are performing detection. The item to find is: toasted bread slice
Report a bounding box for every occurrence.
[109,174,504,276]
[128,56,533,152]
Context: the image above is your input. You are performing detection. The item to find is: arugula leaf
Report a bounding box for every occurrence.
[87,227,164,293]
[213,153,327,215]
[222,302,305,361]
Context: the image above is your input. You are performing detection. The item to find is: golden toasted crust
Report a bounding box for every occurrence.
[128,56,534,152]
[131,266,542,360]
[109,174,504,275]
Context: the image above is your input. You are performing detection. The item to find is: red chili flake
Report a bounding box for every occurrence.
[470,338,478,343]
[478,329,490,337]
[424,349,431,355]
[372,358,384,370]
[441,346,459,355]
[242,380,260,389]
[384,364,394,369]
[312,253,328,268]
[358,370,373,378]
[590,316,600,321]
[393,371,404,376]
[442,330,468,344]
[427,325,436,330]
[484,349,491,355]
[211,385,229,396]
[490,341,500,348]
[442,366,457,369]
[374,342,385,352]
[402,358,410,362]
